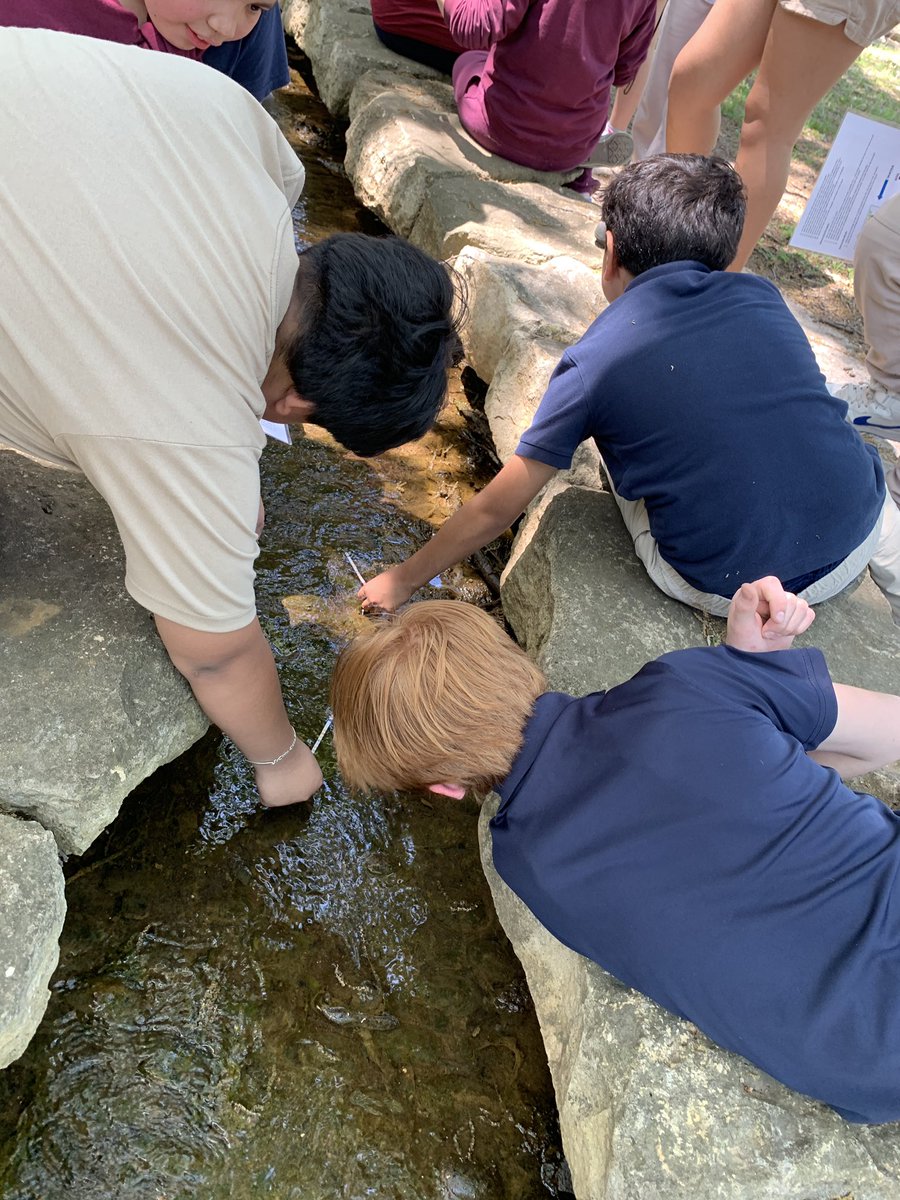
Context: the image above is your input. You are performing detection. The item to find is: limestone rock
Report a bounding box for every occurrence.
[280,0,310,44]
[502,485,703,690]
[301,0,445,119]
[410,173,603,266]
[482,332,569,465]
[455,246,604,383]
[0,814,65,1069]
[503,481,899,695]
[0,451,209,854]
[345,71,587,241]
[478,797,900,1200]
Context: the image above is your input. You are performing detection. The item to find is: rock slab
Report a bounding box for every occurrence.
[0,450,209,855]
[0,814,66,1069]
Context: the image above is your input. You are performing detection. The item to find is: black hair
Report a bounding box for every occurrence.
[600,154,746,275]
[287,233,463,457]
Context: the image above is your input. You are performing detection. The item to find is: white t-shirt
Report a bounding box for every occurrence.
[0,29,305,631]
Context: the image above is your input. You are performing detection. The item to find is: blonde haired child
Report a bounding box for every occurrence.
[331,580,900,1124]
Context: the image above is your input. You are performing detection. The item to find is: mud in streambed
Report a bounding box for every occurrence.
[0,58,566,1200]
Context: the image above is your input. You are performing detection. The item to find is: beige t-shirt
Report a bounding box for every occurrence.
[0,29,305,631]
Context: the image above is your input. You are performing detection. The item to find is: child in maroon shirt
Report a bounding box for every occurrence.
[443,0,656,180]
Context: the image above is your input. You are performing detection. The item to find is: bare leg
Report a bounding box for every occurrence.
[666,0,774,154]
[730,7,861,270]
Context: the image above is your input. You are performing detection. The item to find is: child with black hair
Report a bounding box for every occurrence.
[331,582,900,1123]
[0,32,462,810]
[359,154,899,625]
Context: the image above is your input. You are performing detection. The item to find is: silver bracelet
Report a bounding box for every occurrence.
[247,729,298,768]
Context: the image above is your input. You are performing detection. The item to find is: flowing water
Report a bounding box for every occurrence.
[0,57,566,1199]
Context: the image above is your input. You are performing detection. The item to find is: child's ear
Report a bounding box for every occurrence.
[602,228,618,280]
[428,783,467,800]
[265,388,315,425]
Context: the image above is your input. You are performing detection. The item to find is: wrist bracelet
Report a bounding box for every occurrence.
[247,729,298,768]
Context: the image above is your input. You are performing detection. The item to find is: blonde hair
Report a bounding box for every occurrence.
[330,601,546,794]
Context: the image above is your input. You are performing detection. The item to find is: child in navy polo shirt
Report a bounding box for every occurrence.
[358,155,900,626]
[330,580,900,1123]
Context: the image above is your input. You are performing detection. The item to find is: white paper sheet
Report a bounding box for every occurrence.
[789,112,900,262]
[260,419,293,444]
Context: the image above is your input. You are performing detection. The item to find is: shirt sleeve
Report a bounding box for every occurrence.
[515,352,592,470]
[441,0,534,50]
[658,645,839,750]
[65,434,264,632]
[613,0,657,87]
[202,5,290,101]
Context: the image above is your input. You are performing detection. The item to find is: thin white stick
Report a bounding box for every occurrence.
[344,551,367,586]
[310,713,333,754]
[308,555,364,760]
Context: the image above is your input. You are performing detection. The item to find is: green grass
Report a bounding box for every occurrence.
[722,35,899,170]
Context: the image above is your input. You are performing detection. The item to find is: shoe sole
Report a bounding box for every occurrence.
[578,131,634,169]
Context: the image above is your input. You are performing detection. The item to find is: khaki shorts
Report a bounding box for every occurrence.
[779,0,900,46]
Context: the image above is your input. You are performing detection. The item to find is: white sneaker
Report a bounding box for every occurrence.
[832,381,900,436]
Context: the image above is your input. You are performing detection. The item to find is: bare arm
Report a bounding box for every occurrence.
[155,614,323,807]
[808,685,900,779]
[359,455,557,611]
[724,581,900,778]
[724,577,816,652]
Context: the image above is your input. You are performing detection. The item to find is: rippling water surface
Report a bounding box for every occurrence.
[0,56,565,1200]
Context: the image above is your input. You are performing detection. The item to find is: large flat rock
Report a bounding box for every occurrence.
[280,0,310,45]
[409,173,603,266]
[0,814,65,1069]
[455,247,603,383]
[345,70,588,245]
[303,0,445,119]
[0,450,209,854]
[503,483,900,695]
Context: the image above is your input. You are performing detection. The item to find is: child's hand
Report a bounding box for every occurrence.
[256,741,323,807]
[358,567,416,613]
[725,577,815,653]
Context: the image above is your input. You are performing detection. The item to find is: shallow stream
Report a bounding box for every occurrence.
[0,58,565,1200]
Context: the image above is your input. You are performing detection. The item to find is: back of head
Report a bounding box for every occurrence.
[330,601,546,794]
[601,154,746,275]
[288,234,463,456]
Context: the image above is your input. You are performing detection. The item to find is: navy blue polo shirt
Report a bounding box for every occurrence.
[491,646,900,1122]
[204,3,289,100]
[516,263,885,597]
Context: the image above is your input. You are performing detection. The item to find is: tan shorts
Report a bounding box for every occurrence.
[779,0,900,46]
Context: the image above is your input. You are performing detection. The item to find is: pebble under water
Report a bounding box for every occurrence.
[0,57,567,1200]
